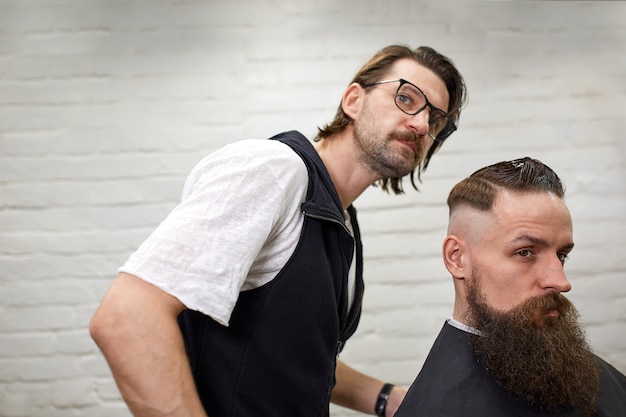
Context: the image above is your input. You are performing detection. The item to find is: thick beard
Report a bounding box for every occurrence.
[466,276,600,415]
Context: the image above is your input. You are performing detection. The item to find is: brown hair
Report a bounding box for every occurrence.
[447,157,565,213]
[316,45,468,194]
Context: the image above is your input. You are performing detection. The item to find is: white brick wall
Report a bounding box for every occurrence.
[1,1,624,416]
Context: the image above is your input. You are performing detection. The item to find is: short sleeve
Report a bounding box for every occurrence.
[119,139,309,325]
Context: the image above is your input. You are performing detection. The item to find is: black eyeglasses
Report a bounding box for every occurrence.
[363,78,457,142]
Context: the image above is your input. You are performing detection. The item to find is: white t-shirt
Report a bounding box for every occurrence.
[120,139,309,326]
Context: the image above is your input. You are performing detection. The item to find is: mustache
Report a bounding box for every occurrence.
[508,291,575,330]
[391,130,422,143]
[517,291,571,318]
[389,130,426,159]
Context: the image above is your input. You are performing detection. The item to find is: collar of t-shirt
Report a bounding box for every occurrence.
[446,315,485,336]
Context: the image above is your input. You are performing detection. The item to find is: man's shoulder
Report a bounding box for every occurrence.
[193,136,307,174]
[596,355,626,412]
[398,323,530,417]
[596,355,626,377]
[220,136,304,159]
[182,136,309,200]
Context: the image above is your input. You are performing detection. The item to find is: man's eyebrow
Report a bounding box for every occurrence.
[510,234,575,251]
[510,234,547,246]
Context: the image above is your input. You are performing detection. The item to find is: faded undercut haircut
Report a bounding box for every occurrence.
[447,157,565,214]
[315,45,468,195]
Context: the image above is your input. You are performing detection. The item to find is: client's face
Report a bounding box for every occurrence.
[466,274,600,415]
[461,190,574,315]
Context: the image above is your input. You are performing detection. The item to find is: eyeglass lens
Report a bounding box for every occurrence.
[396,83,451,139]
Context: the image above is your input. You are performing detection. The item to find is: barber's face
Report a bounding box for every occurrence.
[465,190,574,319]
[351,59,447,178]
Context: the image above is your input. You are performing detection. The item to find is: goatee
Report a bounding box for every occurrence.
[352,110,424,179]
[466,279,600,415]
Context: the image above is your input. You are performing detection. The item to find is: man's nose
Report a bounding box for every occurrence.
[540,256,572,293]
[407,109,430,137]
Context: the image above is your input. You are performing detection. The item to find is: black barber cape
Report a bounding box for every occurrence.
[395,322,626,417]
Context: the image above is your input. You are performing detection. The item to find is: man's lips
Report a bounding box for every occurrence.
[396,138,417,155]
[531,308,560,326]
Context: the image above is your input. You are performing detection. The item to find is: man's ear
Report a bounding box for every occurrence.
[443,235,466,279]
[341,82,364,120]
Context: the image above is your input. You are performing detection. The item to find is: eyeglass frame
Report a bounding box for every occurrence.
[362,78,457,142]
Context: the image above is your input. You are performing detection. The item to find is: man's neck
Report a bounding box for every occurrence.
[313,131,379,209]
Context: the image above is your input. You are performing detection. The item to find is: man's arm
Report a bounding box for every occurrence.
[331,359,406,417]
[89,272,208,417]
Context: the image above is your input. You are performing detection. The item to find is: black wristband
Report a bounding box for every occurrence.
[374,382,394,417]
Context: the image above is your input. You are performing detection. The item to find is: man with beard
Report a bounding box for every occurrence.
[395,157,626,417]
[89,45,467,417]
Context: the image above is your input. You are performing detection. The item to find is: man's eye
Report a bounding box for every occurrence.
[397,94,412,105]
[517,249,532,258]
[429,117,444,131]
[557,252,569,264]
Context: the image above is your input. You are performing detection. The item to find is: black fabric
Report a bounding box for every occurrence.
[395,322,626,417]
[178,131,364,417]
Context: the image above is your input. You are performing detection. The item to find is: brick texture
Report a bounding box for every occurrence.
[1,1,625,416]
